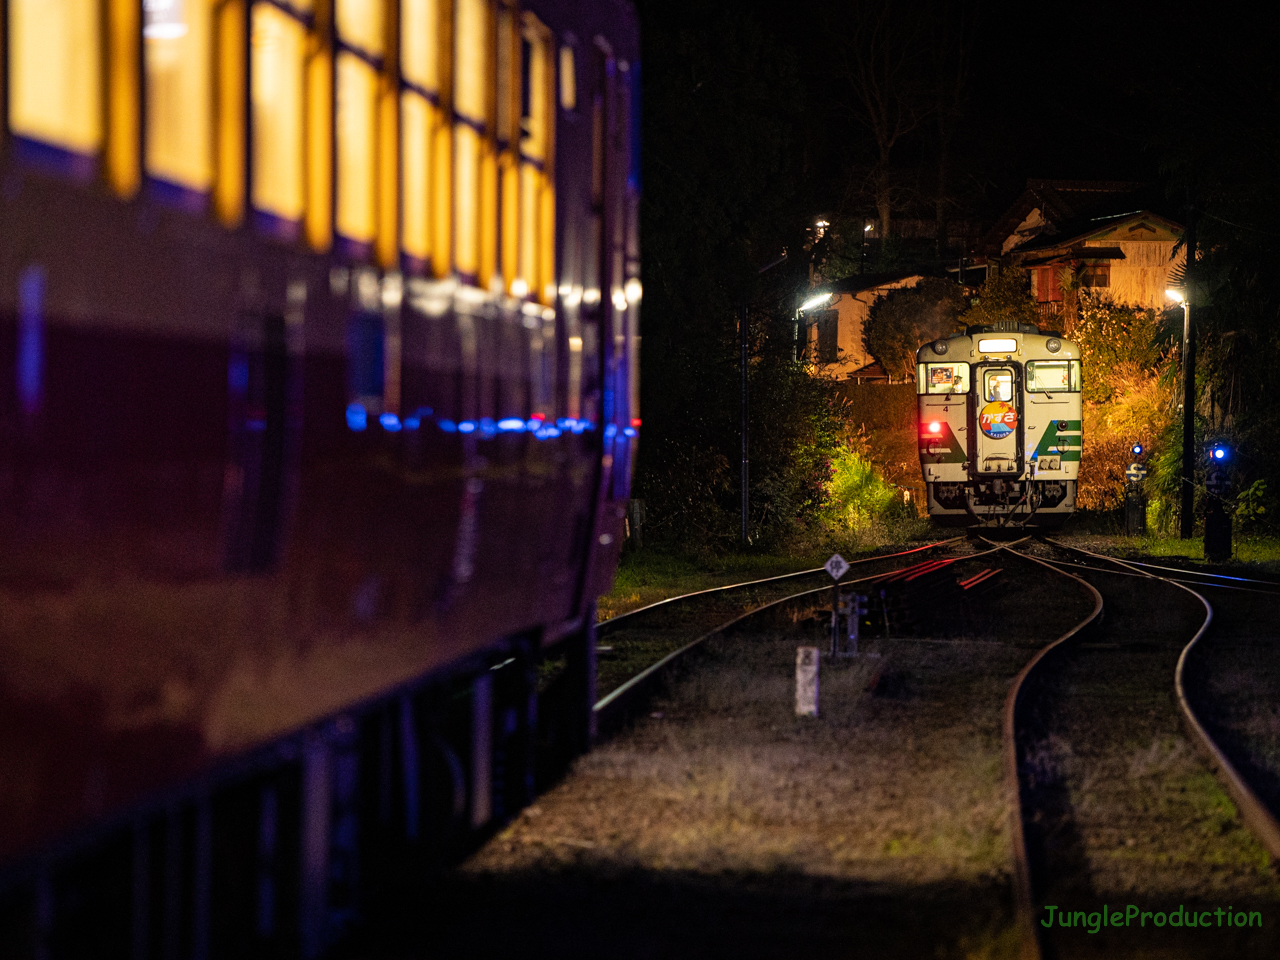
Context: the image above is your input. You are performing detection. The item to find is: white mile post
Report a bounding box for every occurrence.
[796,646,819,717]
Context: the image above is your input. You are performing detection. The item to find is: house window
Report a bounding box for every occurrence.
[1035,266,1063,303]
[1081,263,1110,288]
[815,310,838,364]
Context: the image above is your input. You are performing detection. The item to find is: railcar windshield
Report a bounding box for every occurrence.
[984,370,1013,402]
[1026,360,1081,393]
[918,362,970,395]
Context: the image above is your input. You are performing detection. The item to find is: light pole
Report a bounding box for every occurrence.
[1167,286,1196,539]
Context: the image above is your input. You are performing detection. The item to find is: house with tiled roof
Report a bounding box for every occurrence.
[983,179,1184,326]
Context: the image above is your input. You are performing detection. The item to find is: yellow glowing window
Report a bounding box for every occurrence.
[8,0,103,155]
[401,0,438,92]
[401,94,432,263]
[145,0,214,193]
[337,0,384,58]
[516,15,552,297]
[400,0,438,265]
[251,3,306,223]
[454,0,488,123]
[336,51,378,244]
[453,0,489,277]
[519,16,549,163]
[559,45,576,111]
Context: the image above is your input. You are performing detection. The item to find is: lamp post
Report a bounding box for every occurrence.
[1167,285,1196,539]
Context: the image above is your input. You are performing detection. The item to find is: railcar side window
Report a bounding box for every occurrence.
[921,362,969,395]
[8,0,103,160]
[1026,360,1081,393]
[497,3,520,289]
[251,2,306,229]
[520,13,554,302]
[401,0,440,272]
[453,0,491,283]
[145,0,214,197]
[984,370,1013,402]
[335,0,384,250]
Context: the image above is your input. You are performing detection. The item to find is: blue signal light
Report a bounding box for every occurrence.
[380,413,402,431]
[1213,446,1227,460]
[346,403,368,431]
[605,424,618,439]
[458,421,476,434]
[497,417,526,432]
[1131,443,1144,457]
[623,427,637,437]
[438,419,457,433]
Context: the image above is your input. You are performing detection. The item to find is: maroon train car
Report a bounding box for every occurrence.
[0,0,638,952]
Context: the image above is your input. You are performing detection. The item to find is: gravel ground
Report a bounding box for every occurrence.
[356,557,1096,959]
[1017,558,1280,959]
[1186,583,1280,832]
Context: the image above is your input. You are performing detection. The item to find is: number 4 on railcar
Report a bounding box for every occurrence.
[917,322,1081,527]
[0,0,639,950]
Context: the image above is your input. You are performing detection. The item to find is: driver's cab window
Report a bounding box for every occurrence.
[985,370,1013,402]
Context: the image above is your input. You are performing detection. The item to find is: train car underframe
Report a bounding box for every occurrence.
[0,621,597,958]
[928,478,1077,528]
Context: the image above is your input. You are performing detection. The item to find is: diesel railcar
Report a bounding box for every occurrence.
[0,0,638,952]
[917,322,1081,527]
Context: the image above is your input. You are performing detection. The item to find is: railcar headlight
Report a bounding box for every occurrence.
[1046,338,1061,353]
[932,340,948,355]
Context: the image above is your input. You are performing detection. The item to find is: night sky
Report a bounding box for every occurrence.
[635,0,1269,227]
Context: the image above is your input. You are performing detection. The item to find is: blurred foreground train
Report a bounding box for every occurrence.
[0,0,638,952]
[917,322,1081,527]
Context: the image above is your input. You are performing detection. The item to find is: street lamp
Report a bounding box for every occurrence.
[1166,287,1195,539]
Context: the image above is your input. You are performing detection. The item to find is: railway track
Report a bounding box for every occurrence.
[426,541,1082,959]
[1001,538,1280,960]
[591,538,967,732]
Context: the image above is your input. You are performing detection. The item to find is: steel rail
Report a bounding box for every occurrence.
[1043,538,1280,861]
[597,537,966,631]
[985,541,1104,960]
[1025,554,1280,596]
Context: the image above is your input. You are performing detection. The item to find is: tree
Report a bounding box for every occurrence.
[959,268,1039,329]
[830,0,931,240]
[862,277,967,380]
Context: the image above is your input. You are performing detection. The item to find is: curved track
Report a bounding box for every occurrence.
[1002,538,1280,960]
[593,539,978,737]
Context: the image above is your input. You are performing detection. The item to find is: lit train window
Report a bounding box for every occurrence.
[923,362,970,395]
[1027,360,1081,393]
[453,0,490,281]
[336,0,382,59]
[401,0,439,270]
[984,370,1013,402]
[145,0,214,197]
[519,14,553,300]
[8,0,103,160]
[336,53,378,245]
[335,0,385,249]
[496,3,519,288]
[559,45,576,111]
[251,3,306,227]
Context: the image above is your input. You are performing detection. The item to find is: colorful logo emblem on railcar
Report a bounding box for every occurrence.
[979,401,1018,439]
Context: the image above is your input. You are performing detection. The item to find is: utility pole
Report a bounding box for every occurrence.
[1180,204,1198,540]
[740,304,749,544]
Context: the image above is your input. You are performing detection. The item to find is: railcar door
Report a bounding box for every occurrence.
[974,364,1023,476]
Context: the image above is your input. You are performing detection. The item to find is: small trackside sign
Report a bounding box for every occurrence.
[825,554,849,580]
[796,647,819,717]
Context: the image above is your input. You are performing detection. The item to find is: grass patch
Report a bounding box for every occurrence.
[599,544,867,621]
